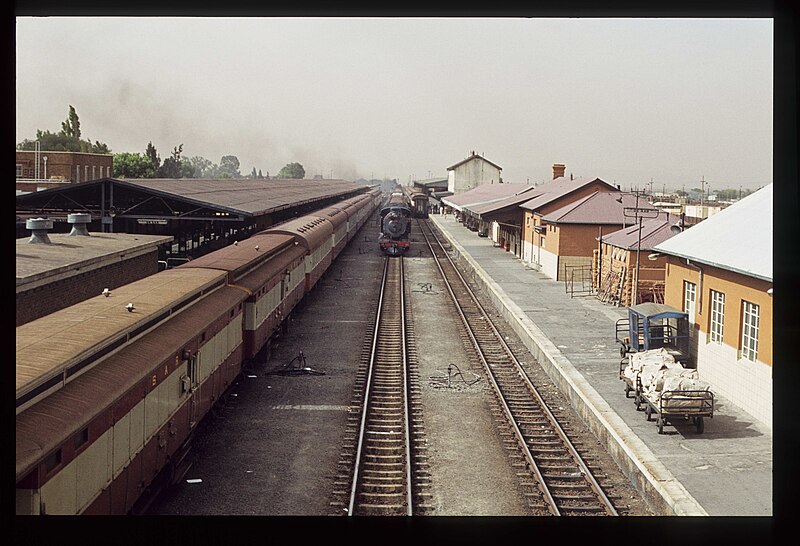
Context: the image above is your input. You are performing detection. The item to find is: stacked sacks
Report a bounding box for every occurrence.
[628,348,700,404]
[623,348,680,390]
[659,376,712,409]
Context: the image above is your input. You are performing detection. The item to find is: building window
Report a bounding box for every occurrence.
[92,165,97,179]
[107,166,111,177]
[76,165,80,182]
[84,165,89,180]
[16,164,24,178]
[683,281,697,323]
[741,300,760,361]
[709,290,725,344]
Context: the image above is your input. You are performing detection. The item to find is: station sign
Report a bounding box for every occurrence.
[137,218,169,225]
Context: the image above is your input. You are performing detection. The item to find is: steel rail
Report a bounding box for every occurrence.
[347,257,388,515]
[347,256,413,516]
[420,219,618,516]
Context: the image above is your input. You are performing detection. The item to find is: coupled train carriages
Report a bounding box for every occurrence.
[378,189,413,256]
[15,188,382,515]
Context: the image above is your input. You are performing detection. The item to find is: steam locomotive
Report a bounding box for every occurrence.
[378,191,413,256]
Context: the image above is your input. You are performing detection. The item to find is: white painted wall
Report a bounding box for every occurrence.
[696,332,772,427]
[539,247,559,280]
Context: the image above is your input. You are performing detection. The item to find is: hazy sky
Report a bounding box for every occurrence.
[16,17,773,190]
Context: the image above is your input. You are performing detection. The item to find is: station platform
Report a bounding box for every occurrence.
[428,213,773,517]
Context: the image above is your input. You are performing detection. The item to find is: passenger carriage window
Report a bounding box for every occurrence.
[73,428,89,450]
[45,449,62,474]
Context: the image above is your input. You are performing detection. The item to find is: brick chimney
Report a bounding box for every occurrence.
[552,163,566,180]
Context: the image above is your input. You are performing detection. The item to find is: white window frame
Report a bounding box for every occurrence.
[740,300,760,361]
[683,281,697,323]
[709,290,725,344]
[16,164,24,178]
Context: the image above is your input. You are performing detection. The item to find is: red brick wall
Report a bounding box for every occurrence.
[16,151,113,182]
[16,251,160,326]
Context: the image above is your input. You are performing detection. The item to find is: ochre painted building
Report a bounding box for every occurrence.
[654,184,772,427]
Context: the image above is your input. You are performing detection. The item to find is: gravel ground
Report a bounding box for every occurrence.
[146,217,651,516]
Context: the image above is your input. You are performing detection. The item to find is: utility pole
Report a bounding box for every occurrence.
[700,176,705,208]
[622,191,659,306]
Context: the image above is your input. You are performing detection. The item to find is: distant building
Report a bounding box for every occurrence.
[16,150,113,192]
[653,184,772,427]
[446,151,502,194]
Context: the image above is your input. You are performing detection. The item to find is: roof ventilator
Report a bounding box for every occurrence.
[68,213,92,236]
[26,218,53,244]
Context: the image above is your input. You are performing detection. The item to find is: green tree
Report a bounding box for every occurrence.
[180,160,197,178]
[16,106,111,154]
[277,162,305,179]
[218,155,241,179]
[145,142,161,173]
[186,156,213,177]
[158,144,184,178]
[258,169,264,179]
[113,152,156,178]
[61,105,81,139]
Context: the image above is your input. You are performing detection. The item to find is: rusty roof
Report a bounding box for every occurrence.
[519,176,618,212]
[115,178,367,216]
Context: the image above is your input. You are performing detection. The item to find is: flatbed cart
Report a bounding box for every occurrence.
[642,388,715,434]
[616,303,692,366]
[618,356,643,400]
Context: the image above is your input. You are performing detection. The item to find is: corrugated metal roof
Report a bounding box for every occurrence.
[101,178,366,217]
[466,186,539,215]
[441,183,532,212]
[447,154,503,171]
[600,211,681,251]
[653,184,772,281]
[542,191,660,225]
[519,176,618,211]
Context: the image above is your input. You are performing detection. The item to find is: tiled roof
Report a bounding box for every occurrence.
[599,211,681,251]
[542,191,660,225]
[519,176,618,211]
[653,184,772,281]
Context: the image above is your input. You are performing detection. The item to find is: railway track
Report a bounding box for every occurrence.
[418,219,619,516]
[330,256,430,515]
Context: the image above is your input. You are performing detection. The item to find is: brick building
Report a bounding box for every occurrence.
[653,184,772,427]
[15,150,113,191]
[593,211,681,306]
[518,166,620,280]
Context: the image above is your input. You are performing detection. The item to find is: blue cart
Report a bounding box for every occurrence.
[615,303,692,366]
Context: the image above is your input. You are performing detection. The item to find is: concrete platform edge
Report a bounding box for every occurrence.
[430,216,708,516]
